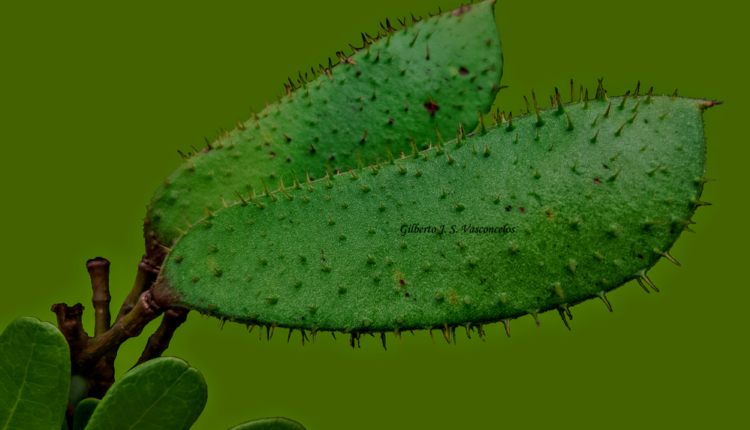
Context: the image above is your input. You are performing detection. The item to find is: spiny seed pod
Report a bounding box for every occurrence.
[153,84,719,344]
[145,0,503,264]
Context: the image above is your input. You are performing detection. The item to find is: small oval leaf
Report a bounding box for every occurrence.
[72,398,99,430]
[227,417,306,430]
[0,316,70,430]
[84,357,206,430]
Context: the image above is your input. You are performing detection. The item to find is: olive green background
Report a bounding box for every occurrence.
[0,0,746,429]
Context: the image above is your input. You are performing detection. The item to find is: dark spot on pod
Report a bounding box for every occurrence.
[505,205,512,211]
[459,67,469,75]
[424,99,440,116]
[638,254,644,259]
[594,178,601,184]
[519,207,525,213]
[603,164,609,169]
[270,152,276,157]
[310,144,316,153]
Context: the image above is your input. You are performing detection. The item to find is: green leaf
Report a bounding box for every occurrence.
[227,417,306,430]
[72,398,99,430]
[84,357,206,430]
[0,316,70,430]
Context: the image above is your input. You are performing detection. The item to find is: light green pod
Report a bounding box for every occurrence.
[153,85,718,343]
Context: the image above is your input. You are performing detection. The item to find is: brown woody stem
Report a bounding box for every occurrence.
[86,257,112,337]
[115,257,159,323]
[51,303,89,362]
[52,256,178,403]
[80,290,163,368]
[134,307,189,368]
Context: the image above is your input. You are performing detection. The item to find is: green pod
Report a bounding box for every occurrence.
[145,0,503,260]
[153,88,719,340]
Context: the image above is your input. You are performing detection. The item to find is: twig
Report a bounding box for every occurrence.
[53,290,164,369]
[87,349,116,399]
[80,290,163,368]
[86,257,111,336]
[114,257,159,323]
[52,301,117,423]
[134,307,189,368]
[52,257,176,402]
[51,302,89,360]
